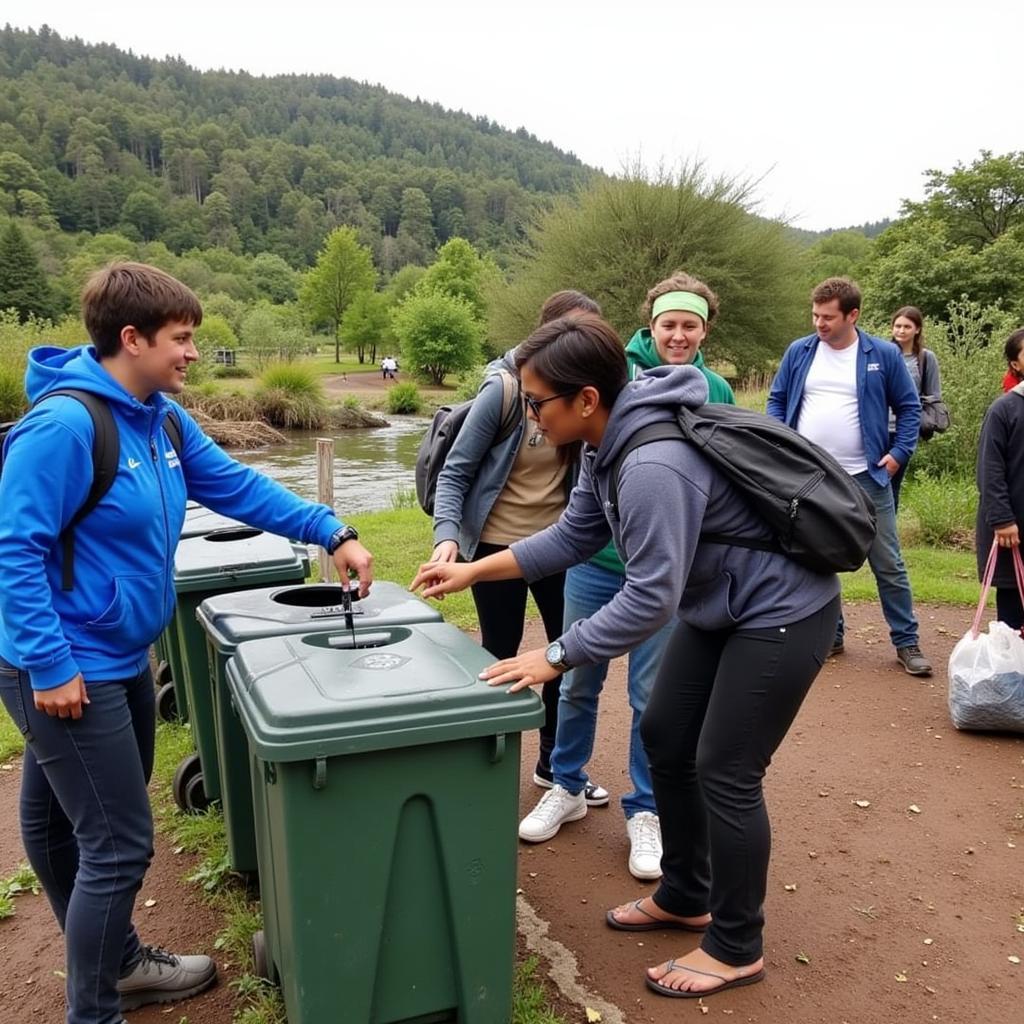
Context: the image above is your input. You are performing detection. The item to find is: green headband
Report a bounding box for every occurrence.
[651,290,709,324]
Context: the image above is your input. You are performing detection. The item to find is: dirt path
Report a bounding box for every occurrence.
[1,601,1021,1023]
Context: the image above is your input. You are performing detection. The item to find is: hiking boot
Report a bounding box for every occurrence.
[533,767,609,806]
[829,640,845,657]
[118,945,217,1011]
[896,644,933,677]
[519,785,587,842]
[626,811,663,880]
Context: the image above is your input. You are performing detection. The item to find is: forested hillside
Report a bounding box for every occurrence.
[0,24,592,273]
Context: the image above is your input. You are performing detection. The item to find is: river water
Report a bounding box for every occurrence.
[231,417,429,513]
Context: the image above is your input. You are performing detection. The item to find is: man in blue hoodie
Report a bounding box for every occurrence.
[0,262,373,1024]
[767,277,931,676]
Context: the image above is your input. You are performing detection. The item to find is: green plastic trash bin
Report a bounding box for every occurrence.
[154,504,247,724]
[170,527,308,812]
[227,623,544,1024]
[196,581,443,875]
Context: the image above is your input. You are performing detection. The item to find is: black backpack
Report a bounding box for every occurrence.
[0,390,183,590]
[609,404,877,574]
[414,367,522,516]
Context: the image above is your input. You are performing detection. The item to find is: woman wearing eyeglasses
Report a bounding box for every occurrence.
[516,272,735,882]
[412,313,839,1000]
[429,290,608,802]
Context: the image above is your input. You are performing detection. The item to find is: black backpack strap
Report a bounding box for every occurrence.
[608,422,685,514]
[33,390,119,591]
[609,417,781,554]
[163,406,183,457]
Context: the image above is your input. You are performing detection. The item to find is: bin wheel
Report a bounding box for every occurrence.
[172,754,210,813]
[156,682,179,723]
[155,660,173,688]
[251,930,275,982]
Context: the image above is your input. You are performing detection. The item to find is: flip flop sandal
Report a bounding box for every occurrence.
[644,960,766,999]
[605,899,709,932]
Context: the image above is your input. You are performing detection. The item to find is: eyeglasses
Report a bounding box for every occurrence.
[524,390,577,418]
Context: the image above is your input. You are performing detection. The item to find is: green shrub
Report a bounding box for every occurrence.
[900,472,977,550]
[386,381,423,414]
[909,297,1011,480]
[214,364,252,379]
[453,364,487,402]
[342,395,362,410]
[254,362,327,429]
[0,365,26,420]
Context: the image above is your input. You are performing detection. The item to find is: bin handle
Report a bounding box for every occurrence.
[490,733,506,764]
[312,757,327,790]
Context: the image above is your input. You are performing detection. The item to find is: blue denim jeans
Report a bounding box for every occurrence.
[0,656,155,1024]
[553,561,675,819]
[834,471,919,649]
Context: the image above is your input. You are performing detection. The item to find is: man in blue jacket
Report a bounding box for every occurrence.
[0,263,373,1024]
[767,277,931,676]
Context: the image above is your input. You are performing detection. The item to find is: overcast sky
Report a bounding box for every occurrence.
[14,2,1024,231]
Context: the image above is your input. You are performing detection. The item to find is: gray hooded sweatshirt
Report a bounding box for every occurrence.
[511,365,840,669]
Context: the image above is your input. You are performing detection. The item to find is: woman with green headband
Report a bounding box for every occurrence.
[516,272,734,883]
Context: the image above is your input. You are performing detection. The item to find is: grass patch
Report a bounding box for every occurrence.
[841,545,983,606]
[0,714,23,763]
[513,956,567,1024]
[0,862,40,920]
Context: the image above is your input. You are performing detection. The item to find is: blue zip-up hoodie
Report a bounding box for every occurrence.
[510,365,839,669]
[766,328,921,487]
[0,346,347,691]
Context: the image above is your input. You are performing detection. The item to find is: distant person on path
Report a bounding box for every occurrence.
[767,277,932,676]
[977,337,1024,629]
[381,356,389,380]
[0,262,374,1024]
[517,272,735,882]
[889,305,942,511]
[1002,329,1024,393]
[411,313,839,999]
[429,290,604,799]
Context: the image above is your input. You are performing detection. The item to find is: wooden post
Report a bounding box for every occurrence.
[316,437,335,583]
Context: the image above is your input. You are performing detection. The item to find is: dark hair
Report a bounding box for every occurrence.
[1005,328,1024,366]
[538,290,601,325]
[891,305,924,357]
[82,261,203,358]
[514,313,626,410]
[642,271,719,326]
[811,276,861,315]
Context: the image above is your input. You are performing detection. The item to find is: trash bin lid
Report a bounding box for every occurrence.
[197,581,443,653]
[226,623,545,760]
[174,528,306,592]
[180,504,245,539]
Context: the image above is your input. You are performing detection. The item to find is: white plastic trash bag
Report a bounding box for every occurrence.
[948,538,1024,734]
[948,620,1024,733]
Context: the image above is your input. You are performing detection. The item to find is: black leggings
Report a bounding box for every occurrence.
[640,596,840,965]
[996,587,1024,630]
[471,541,565,773]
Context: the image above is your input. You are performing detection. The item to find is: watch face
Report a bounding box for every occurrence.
[546,641,565,667]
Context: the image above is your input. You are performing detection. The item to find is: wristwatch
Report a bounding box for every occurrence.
[545,640,572,673]
[327,525,359,554]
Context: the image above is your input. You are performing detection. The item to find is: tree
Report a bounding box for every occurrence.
[240,303,307,368]
[490,168,808,375]
[0,221,54,321]
[121,189,166,241]
[904,150,1024,248]
[801,230,874,291]
[341,290,390,364]
[416,237,490,320]
[300,227,376,362]
[251,252,298,303]
[391,290,483,385]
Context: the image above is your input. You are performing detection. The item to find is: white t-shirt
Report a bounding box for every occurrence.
[797,341,866,475]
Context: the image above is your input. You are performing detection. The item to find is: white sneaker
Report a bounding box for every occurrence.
[626,812,663,880]
[518,785,587,842]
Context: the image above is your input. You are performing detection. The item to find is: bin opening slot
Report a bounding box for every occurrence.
[325,632,392,650]
[204,527,263,543]
[271,585,364,613]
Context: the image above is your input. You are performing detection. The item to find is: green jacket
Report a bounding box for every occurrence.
[587,329,736,575]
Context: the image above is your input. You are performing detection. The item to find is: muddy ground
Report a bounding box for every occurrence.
[1,601,1021,1024]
